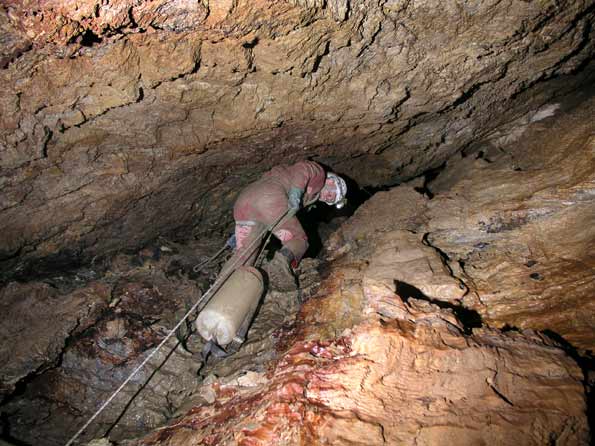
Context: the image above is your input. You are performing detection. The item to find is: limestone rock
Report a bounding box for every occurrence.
[1,0,594,277]
[331,91,595,352]
[128,229,588,445]
[0,279,109,399]
[425,93,595,352]
[0,246,210,445]
[364,230,467,303]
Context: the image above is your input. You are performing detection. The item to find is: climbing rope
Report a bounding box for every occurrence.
[64,208,291,446]
[192,243,229,273]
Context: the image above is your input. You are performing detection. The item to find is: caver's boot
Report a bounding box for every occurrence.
[265,247,298,292]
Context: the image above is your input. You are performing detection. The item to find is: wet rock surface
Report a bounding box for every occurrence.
[1,0,594,277]
[124,213,588,445]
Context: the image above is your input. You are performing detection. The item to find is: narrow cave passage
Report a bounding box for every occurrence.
[1,1,595,445]
[2,85,594,446]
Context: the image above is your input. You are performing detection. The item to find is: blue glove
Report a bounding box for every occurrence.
[288,187,303,212]
[226,234,236,249]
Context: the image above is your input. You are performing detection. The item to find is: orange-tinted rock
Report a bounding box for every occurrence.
[424,94,595,352]
[1,0,594,277]
[129,237,588,445]
[331,91,595,352]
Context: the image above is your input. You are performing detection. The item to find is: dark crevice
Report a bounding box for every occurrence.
[395,280,482,334]
[241,37,259,49]
[0,423,33,446]
[300,170,371,258]
[440,62,510,114]
[488,382,514,406]
[0,246,23,263]
[451,84,482,109]
[412,162,446,199]
[79,29,103,47]
[41,127,53,159]
[1,248,93,286]
[541,329,594,438]
[127,6,138,29]
[311,41,330,74]
[0,43,33,70]
[421,233,453,273]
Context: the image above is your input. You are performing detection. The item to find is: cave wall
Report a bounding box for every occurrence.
[1,2,595,442]
[1,0,594,278]
[127,201,589,446]
[335,90,595,352]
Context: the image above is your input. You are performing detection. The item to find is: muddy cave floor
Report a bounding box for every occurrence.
[1,91,595,445]
[0,217,336,445]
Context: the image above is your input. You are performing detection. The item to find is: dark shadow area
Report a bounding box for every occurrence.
[413,162,446,199]
[395,280,483,335]
[0,427,32,446]
[500,323,521,332]
[1,247,94,286]
[541,329,595,437]
[299,164,390,259]
[79,29,103,47]
[1,378,37,445]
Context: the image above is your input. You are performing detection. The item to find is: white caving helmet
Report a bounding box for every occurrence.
[322,172,348,209]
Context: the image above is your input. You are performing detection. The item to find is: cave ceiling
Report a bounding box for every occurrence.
[1,0,594,277]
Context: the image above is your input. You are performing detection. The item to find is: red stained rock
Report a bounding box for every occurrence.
[130,233,588,445]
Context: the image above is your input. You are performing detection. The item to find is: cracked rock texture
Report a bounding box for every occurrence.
[1,0,595,277]
[0,239,314,445]
[336,89,595,352]
[426,92,595,352]
[0,279,108,397]
[126,207,588,445]
[1,1,594,444]
[0,242,212,444]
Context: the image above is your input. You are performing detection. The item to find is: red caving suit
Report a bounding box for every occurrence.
[232,161,326,266]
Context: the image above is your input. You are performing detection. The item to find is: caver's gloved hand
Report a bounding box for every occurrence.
[287,187,304,213]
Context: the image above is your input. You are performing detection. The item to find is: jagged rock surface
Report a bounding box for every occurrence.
[0,279,107,399]
[0,240,313,445]
[423,94,595,352]
[124,215,588,445]
[1,0,594,277]
[0,242,214,445]
[335,90,595,353]
[0,2,594,444]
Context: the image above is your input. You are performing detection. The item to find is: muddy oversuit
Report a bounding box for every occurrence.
[229,161,326,270]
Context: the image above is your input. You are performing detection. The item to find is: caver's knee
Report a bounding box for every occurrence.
[234,222,254,250]
[273,228,294,243]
